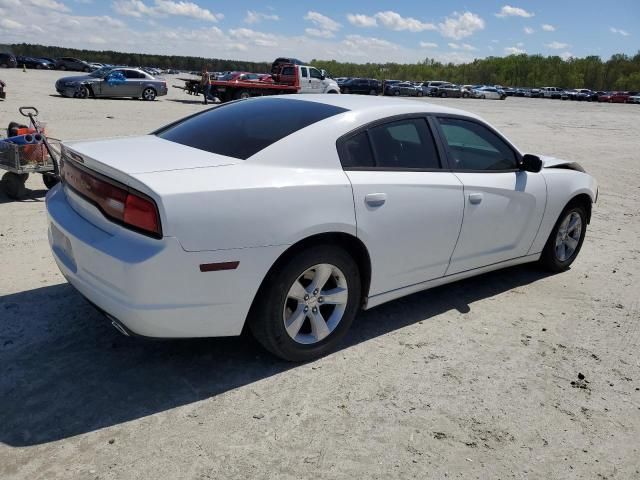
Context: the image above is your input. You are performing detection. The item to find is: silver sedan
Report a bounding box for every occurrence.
[55,67,168,101]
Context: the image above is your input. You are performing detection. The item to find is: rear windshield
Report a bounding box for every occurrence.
[155,98,347,160]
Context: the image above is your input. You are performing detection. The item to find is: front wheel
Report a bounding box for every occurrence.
[462,92,469,98]
[1,172,28,199]
[369,89,377,96]
[142,87,156,101]
[440,92,447,98]
[416,91,423,97]
[539,204,587,272]
[249,245,361,362]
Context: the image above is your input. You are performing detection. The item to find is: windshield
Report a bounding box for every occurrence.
[89,66,115,78]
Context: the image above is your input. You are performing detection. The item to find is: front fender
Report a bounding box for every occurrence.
[527,168,597,255]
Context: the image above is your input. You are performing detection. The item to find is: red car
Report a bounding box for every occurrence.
[599,91,636,103]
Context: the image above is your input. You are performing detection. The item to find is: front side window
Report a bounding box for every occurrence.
[309,68,322,79]
[437,117,518,171]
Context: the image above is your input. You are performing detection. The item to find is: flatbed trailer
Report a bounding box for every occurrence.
[174,63,339,103]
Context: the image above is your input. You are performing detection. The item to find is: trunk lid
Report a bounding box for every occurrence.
[63,135,239,181]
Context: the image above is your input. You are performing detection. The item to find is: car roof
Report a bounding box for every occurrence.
[253,94,483,123]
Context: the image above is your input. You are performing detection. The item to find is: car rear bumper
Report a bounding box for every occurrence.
[45,184,284,338]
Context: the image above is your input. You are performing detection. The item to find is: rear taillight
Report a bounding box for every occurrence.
[62,158,162,238]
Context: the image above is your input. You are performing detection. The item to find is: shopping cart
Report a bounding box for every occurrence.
[0,107,60,199]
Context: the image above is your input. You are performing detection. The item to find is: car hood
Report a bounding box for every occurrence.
[57,74,96,84]
[63,135,240,184]
[539,155,586,172]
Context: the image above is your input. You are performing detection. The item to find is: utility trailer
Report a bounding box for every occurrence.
[175,63,339,103]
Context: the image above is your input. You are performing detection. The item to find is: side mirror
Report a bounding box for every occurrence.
[320,69,326,80]
[521,154,543,173]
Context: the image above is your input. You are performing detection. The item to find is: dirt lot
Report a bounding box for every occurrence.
[1,69,639,479]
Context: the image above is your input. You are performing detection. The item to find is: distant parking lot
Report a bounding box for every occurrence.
[1,69,639,479]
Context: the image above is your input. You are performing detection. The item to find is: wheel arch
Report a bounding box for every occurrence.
[565,192,593,224]
[251,232,372,311]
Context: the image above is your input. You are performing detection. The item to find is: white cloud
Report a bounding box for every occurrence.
[0,0,69,11]
[304,11,341,32]
[438,11,485,40]
[541,24,555,31]
[0,17,24,29]
[419,41,438,48]
[229,28,278,47]
[504,46,526,54]
[560,51,573,60]
[523,26,534,34]
[545,41,569,49]
[346,13,377,28]
[448,42,476,51]
[343,34,397,52]
[496,5,534,18]
[305,28,336,39]
[374,10,435,32]
[112,0,223,22]
[610,27,630,36]
[516,42,524,47]
[244,10,279,24]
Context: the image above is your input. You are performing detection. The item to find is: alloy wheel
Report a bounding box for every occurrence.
[554,211,582,262]
[283,263,348,345]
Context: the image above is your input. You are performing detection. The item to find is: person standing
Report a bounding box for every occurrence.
[201,67,211,105]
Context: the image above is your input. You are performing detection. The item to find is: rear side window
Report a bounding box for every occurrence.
[156,98,348,160]
[339,118,440,170]
[368,119,440,169]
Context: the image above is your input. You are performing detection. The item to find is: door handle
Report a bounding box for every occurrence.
[365,193,387,207]
[468,193,483,204]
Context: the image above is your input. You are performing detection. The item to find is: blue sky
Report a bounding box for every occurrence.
[0,0,637,63]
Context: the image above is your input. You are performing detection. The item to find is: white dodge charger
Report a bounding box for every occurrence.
[46,95,597,361]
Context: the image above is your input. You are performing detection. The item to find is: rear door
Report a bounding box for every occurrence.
[341,116,464,295]
[433,116,546,274]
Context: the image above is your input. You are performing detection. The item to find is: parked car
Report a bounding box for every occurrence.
[0,53,17,68]
[525,88,542,98]
[15,56,53,69]
[540,87,563,99]
[562,89,578,101]
[461,85,481,98]
[385,81,421,96]
[55,67,168,100]
[628,93,640,104]
[609,91,637,103]
[55,57,93,72]
[0,79,5,99]
[475,86,506,100]
[46,95,598,361]
[433,84,463,98]
[340,78,381,95]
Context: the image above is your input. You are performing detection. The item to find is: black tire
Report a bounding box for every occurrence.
[2,172,28,200]
[74,85,89,99]
[343,87,350,94]
[249,245,362,362]
[42,173,59,190]
[84,67,90,72]
[416,91,423,97]
[539,204,588,272]
[59,65,66,71]
[462,92,469,98]
[369,89,377,96]
[142,87,156,101]
[394,90,400,96]
[440,92,447,98]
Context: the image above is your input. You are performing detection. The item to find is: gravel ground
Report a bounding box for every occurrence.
[1,69,639,479]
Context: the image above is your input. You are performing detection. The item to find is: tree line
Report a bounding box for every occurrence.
[3,43,639,90]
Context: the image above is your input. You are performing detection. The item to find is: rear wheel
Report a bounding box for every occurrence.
[249,245,361,362]
[416,91,423,97]
[394,90,400,96]
[142,87,156,101]
[59,65,66,71]
[234,89,251,100]
[369,89,377,95]
[441,92,448,98]
[539,204,587,272]
[343,87,350,94]
[462,92,469,98]
[42,173,59,190]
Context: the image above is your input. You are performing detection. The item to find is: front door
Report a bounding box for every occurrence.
[433,116,547,274]
[340,117,465,295]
